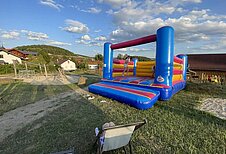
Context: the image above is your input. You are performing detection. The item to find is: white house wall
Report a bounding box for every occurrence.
[88,64,98,70]
[60,60,76,71]
[0,51,22,64]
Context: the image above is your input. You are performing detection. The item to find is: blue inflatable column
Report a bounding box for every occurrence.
[132,58,138,76]
[103,42,113,79]
[177,54,188,81]
[154,26,174,86]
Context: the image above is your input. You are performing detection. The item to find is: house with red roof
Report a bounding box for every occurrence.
[7,48,37,59]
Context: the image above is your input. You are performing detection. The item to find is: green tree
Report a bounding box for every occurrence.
[76,62,88,69]
[117,54,123,59]
[16,45,75,56]
[39,51,50,64]
[94,54,103,61]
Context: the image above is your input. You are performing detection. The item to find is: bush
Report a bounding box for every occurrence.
[0,64,14,74]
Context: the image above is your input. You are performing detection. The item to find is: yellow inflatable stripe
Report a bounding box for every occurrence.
[136,65,153,69]
[174,63,183,67]
[174,65,183,70]
[173,74,183,81]
[136,68,153,73]
[113,72,133,77]
[113,64,134,69]
[137,61,155,65]
[136,72,154,77]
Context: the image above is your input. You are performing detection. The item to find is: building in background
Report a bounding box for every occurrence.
[7,49,37,59]
[88,61,100,70]
[58,59,77,71]
[0,49,22,64]
[188,53,226,84]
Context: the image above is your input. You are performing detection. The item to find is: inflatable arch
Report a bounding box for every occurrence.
[89,26,188,110]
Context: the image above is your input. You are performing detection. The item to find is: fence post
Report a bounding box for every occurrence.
[44,64,48,78]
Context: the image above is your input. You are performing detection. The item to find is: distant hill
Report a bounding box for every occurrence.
[16,45,76,56]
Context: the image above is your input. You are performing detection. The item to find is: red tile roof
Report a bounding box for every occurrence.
[87,61,102,65]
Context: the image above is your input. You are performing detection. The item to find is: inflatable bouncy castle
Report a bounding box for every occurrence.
[89,26,188,110]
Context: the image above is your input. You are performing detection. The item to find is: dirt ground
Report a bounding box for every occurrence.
[0,87,89,142]
[199,98,226,120]
[0,73,90,142]
[22,75,79,85]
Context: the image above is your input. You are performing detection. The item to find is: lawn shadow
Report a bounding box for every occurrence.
[77,75,101,89]
[185,82,226,99]
[0,90,109,154]
[156,103,226,129]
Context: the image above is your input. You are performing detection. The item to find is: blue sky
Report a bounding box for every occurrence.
[1,0,226,58]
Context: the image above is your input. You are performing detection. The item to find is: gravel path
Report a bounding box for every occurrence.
[199,98,226,120]
[0,91,80,142]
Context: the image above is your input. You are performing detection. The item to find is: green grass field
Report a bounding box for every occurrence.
[0,82,226,154]
[0,82,75,116]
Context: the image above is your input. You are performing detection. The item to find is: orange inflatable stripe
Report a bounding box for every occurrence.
[136,65,153,69]
[137,61,155,66]
[174,64,183,70]
[173,74,183,81]
[136,68,153,73]
[113,64,134,69]
[113,72,133,77]
[136,72,154,77]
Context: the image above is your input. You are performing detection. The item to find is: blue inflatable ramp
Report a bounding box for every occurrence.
[88,82,160,110]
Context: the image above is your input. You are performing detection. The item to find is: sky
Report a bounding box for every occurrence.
[1,0,226,58]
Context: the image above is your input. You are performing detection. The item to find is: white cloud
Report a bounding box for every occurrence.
[95,36,107,41]
[76,34,105,47]
[72,5,101,14]
[107,0,226,47]
[40,0,63,11]
[115,47,149,52]
[187,38,226,53]
[75,35,103,47]
[97,0,202,10]
[1,31,20,39]
[88,7,101,13]
[62,19,89,34]
[94,29,101,33]
[105,0,205,27]
[106,9,114,14]
[75,40,102,47]
[92,49,102,54]
[116,48,127,52]
[25,31,49,41]
[21,30,71,47]
[89,41,103,47]
[169,0,202,6]
[82,7,102,14]
[46,40,71,46]
[98,0,132,9]
[75,39,103,47]
[110,15,226,43]
[81,35,91,41]
[75,40,89,45]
